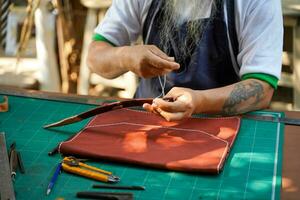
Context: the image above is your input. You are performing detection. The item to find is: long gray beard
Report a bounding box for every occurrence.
[160,0,218,62]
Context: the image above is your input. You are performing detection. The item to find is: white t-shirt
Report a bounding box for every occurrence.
[94,0,283,79]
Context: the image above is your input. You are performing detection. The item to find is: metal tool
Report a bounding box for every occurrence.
[243,114,300,126]
[62,157,120,183]
[48,134,76,156]
[0,133,16,200]
[93,185,145,190]
[9,147,18,180]
[44,97,173,129]
[76,192,133,200]
[16,151,25,174]
[9,142,25,180]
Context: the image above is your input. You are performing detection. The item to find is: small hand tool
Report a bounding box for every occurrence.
[62,157,120,183]
[17,151,25,174]
[76,192,133,200]
[92,185,145,190]
[48,134,76,156]
[9,147,18,180]
[46,162,62,195]
[48,146,59,156]
[44,97,174,129]
[9,142,25,180]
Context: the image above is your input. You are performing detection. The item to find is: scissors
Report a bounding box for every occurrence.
[62,157,120,183]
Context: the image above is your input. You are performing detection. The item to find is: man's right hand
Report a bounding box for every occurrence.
[121,45,180,78]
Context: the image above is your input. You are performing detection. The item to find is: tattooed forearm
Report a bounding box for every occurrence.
[222,80,264,115]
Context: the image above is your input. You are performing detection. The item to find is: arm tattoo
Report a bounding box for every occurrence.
[222,80,264,115]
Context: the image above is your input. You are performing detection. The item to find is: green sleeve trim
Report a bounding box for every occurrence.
[92,33,116,46]
[242,73,278,89]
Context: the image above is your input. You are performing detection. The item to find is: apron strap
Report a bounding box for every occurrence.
[142,0,162,44]
[226,0,239,69]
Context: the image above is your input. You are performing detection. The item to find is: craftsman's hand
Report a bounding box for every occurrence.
[122,45,180,78]
[143,87,200,121]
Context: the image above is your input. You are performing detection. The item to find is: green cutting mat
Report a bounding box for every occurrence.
[0,95,284,200]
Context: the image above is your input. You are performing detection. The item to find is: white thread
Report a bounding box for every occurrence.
[58,116,98,153]
[88,121,229,144]
[122,108,241,121]
[156,74,167,98]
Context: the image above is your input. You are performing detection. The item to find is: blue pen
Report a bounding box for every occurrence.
[46,162,62,195]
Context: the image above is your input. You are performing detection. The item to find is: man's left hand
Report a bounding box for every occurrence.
[143,87,199,121]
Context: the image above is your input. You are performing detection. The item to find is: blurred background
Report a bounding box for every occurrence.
[0,0,299,111]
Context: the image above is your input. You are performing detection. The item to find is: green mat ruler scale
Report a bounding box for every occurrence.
[0,93,285,200]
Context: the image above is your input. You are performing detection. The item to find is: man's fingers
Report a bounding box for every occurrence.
[153,98,187,112]
[156,108,187,121]
[148,46,175,61]
[141,64,172,78]
[143,103,160,115]
[147,51,180,70]
[144,103,185,121]
[144,102,190,121]
[143,103,154,112]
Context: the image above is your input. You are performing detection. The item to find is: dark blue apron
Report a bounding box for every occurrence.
[135,0,240,98]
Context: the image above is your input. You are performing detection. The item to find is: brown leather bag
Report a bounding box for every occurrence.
[59,109,241,174]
